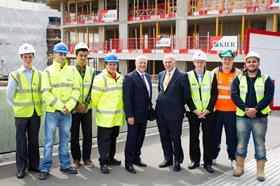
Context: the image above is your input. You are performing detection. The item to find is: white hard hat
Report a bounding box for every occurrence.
[18,43,35,55]
[193,50,207,61]
[74,42,89,52]
[245,51,260,60]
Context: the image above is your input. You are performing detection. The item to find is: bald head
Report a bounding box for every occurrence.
[163,54,176,72]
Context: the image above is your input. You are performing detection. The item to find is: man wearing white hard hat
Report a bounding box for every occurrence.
[186,50,218,173]
[70,42,95,169]
[231,51,274,181]
[7,43,42,179]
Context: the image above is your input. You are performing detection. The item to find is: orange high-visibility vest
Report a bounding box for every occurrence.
[213,67,241,112]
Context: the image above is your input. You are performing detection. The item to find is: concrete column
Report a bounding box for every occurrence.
[60,1,65,43]
[98,0,105,11]
[175,0,188,49]
[118,0,128,49]
[176,61,186,72]
[118,60,128,74]
[98,26,105,47]
[266,15,274,31]
[98,0,106,47]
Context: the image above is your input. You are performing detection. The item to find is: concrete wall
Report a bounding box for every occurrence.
[0,85,158,154]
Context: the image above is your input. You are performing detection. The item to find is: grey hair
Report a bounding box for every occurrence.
[163,54,176,62]
[135,55,148,63]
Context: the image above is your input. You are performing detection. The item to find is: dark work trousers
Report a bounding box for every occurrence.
[70,109,93,162]
[156,116,184,163]
[188,112,214,165]
[15,111,40,172]
[125,121,147,166]
[212,110,237,161]
[97,126,119,165]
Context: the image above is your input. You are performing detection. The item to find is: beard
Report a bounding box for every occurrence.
[247,67,258,73]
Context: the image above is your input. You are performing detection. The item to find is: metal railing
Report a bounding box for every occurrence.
[67,35,246,54]
[189,0,274,15]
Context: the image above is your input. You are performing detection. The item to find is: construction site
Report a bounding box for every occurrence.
[0,0,280,185]
[46,0,279,75]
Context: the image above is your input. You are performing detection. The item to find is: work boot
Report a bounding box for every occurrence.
[256,160,265,182]
[233,156,244,177]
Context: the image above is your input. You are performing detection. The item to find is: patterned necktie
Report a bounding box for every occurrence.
[163,71,171,91]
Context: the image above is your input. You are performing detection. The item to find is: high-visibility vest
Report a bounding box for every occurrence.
[41,60,80,113]
[236,74,271,116]
[74,65,94,109]
[11,68,42,117]
[213,67,241,111]
[188,70,214,112]
[91,69,124,128]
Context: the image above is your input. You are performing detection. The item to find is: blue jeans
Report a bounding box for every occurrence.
[40,111,72,172]
[236,116,268,160]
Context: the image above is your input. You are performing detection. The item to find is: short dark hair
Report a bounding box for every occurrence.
[21,53,34,58]
[76,49,89,56]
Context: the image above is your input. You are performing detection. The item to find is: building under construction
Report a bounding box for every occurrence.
[47,0,280,75]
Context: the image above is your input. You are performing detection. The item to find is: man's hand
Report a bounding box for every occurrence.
[245,108,257,118]
[127,117,135,126]
[77,103,87,113]
[198,109,210,119]
[193,110,202,117]
[62,105,69,115]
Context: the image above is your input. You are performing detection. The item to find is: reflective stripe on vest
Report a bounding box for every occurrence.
[75,66,94,104]
[188,70,214,111]
[92,70,124,128]
[236,74,271,116]
[214,67,239,111]
[11,69,42,117]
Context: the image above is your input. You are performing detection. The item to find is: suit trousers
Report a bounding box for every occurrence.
[70,109,93,162]
[15,111,40,172]
[212,111,237,161]
[188,112,214,165]
[125,121,147,165]
[157,116,184,163]
[97,126,119,165]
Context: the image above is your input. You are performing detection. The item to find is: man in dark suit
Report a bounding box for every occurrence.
[123,55,152,174]
[156,54,189,172]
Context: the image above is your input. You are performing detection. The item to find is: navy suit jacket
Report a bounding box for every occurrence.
[155,68,189,121]
[123,70,152,123]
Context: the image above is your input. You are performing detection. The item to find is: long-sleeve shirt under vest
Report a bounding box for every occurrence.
[187,70,218,112]
[231,69,274,118]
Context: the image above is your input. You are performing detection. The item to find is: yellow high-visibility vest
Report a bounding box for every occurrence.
[236,74,271,116]
[91,69,124,128]
[11,68,42,117]
[74,65,94,109]
[188,70,214,111]
[41,60,80,113]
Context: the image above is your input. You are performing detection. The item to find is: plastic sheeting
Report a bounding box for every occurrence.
[0,0,59,76]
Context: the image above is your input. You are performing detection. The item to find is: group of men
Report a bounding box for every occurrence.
[7,41,274,182]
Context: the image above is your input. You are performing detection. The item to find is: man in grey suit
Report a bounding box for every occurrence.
[156,54,189,172]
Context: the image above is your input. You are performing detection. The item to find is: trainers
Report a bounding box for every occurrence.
[72,160,80,169]
[39,171,49,180]
[231,160,237,169]
[60,167,78,174]
[84,160,94,168]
